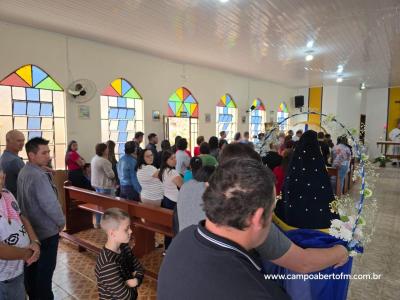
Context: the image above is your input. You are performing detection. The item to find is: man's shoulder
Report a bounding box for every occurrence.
[19,163,42,178]
[0,151,22,166]
[160,226,289,300]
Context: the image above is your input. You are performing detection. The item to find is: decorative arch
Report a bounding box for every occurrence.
[249,98,266,138]
[167,87,198,118]
[216,93,237,141]
[0,64,66,169]
[277,102,289,132]
[100,78,144,157]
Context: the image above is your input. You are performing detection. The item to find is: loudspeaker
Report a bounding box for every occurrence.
[294,95,304,108]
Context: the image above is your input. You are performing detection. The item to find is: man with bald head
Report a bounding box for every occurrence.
[0,130,25,197]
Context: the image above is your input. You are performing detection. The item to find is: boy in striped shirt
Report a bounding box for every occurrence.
[95,208,144,300]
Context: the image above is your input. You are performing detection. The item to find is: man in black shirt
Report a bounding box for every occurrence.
[158,159,289,300]
[318,131,331,165]
[145,133,159,168]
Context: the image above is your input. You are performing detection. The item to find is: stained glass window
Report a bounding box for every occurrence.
[277,102,289,132]
[167,87,198,152]
[0,64,66,169]
[249,98,266,138]
[216,93,237,142]
[100,78,143,159]
[167,87,199,118]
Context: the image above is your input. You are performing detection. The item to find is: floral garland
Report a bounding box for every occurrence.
[265,111,378,256]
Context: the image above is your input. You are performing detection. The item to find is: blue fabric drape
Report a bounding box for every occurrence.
[263,229,359,300]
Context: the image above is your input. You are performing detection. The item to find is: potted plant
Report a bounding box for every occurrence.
[373,155,391,167]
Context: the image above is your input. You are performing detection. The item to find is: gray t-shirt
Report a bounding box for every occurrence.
[177,179,292,260]
[0,150,25,198]
[177,180,207,231]
[256,223,292,260]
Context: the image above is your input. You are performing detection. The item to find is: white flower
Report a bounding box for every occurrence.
[349,250,359,257]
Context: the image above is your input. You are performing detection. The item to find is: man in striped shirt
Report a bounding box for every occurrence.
[95,208,144,300]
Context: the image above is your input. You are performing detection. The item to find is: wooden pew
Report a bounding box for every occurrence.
[62,182,173,278]
[327,158,357,196]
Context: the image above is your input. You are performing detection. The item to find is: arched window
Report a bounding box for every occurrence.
[249,98,266,138]
[277,102,289,132]
[216,93,237,142]
[167,87,199,118]
[100,78,143,158]
[0,64,66,169]
[167,87,198,152]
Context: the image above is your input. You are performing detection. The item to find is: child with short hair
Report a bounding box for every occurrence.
[95,208,144,300]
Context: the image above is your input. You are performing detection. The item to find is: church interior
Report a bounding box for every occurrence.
[0,0,399,299]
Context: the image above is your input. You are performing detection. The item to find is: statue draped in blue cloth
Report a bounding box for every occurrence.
[266,130,353,300]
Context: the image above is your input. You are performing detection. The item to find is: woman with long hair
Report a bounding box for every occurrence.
[137,149,163,206]
[157,139,171,166]
[106,140,120,196]
[65,140,91,189]
[332,135,352,192]
[159,150,183,253]
[273,149,293,196]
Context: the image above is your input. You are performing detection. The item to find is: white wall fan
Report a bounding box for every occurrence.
[67,79,97,103]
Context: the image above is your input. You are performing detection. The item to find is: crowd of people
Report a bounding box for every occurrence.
[0,127,356,299]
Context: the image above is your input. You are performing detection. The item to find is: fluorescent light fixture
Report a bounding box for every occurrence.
[305,54,314,61]
[336,77,343,83]
[307,40,314,48]
[337,65,344,74]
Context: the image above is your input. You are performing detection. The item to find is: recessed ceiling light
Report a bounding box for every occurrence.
[307,40,314,48]
[305,54,314,61]
[336,77,343,83]
[337,65,343,74]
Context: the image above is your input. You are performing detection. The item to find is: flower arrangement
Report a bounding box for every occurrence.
[329,152,379,256]
[373,155,391,167]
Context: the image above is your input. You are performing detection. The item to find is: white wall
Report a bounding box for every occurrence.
[336,86,362,132]
[0,22,296,159]
[365,88,388,159]
[322,86,338,116]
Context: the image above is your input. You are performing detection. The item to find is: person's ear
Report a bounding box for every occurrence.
[108,229,115,238]
[250,208,265,230]
[27,152,34,161]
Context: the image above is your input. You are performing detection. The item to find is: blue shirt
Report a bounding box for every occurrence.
[183,170,193,183]
[117,155,141,193]
[0,150,25,198]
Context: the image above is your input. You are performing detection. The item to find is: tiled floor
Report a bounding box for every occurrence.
[53,166,399,299]
[348,166,400,300]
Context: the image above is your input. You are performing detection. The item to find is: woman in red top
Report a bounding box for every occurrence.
[193,136,204,157]
[273,149,293,196]
[65,140,92,189]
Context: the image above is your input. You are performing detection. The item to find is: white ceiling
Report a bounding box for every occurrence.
[1,0,400,88]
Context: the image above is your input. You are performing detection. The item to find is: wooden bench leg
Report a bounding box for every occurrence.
[133,226,155,257]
